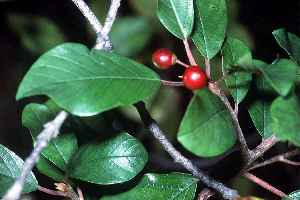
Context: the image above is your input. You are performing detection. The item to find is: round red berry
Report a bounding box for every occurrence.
[183,66,207,90]
[152,48,176,69]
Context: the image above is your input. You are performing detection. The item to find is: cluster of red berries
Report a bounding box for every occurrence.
[152,48,208,90]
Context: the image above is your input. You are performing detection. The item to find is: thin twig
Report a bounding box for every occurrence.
[77,187,85,200]
[198,189,215,200]
[134,102,239,200]
[204,58,211,80]
[2,111,68,200]
[176,59,189,68]
[161,80,184,87]
[248,149,300,171]
[243,172,287,198]
[95,0,122,50]
[183,39,197,66]
[248,135,279,165]
[38,186,67,197]
[70,0,112,50]
[208,83,251,162]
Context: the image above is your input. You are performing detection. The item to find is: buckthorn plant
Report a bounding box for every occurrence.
[1,0,300,200]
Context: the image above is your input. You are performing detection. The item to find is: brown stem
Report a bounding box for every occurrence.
[183,39,197,66]
[248,135,279,165]
[243,172,287,198]
[161,80,184,87]
[208,83,251,162]
[248,149,300,171]
[198,189,215,200]
[38,186,67,197]
[205,58,211,79]
[176,59,190,68]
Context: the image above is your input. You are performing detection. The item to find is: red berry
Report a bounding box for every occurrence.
[183,66,207,90]
[152,48,176,69]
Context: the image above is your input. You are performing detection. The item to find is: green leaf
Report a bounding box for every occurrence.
[257,59,297,96]
[273,28,300,65]
[22,102,78,171]
[253,59,276,95]
[68,132,148,185]
[36,156,65,182]
[157,0,194,39]
[110,17,153,57]
[101,173,197,200]
[177,89,236,157]
[0,145,38,196]
[130,0,156,18]
[7,13,65,54]
[248,100,273,138]
[283,190,300,200]
[224,72,252,104]
[192,0,227,59]
[222,37,252,70]
[271,94,300,146]
[16,43,161,116]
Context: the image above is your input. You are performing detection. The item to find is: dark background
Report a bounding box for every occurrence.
[0,0,300,199]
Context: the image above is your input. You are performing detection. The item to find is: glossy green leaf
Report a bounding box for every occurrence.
[257,59,297,96]
[283,190,300,200]
[68,132,148,185]
[0,145,38,196]
[248,100,273,138]
[110,17,153,57]
[22,102,78,171]
[271,94,300,146]
[192,0,227,59]
[157,0,194,39]
[7,13,65,54]
[16,43,161,116]
[253,59,276,95]
[273,28,300,65]
[36,156,65,182]
[222,37,252,70]
[177,89,236,157]
[101,173,197,200]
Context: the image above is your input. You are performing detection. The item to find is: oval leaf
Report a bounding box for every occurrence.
[22,102,78,171]
[177,89,236,157]
[36,156,65,182]
[16,43,161,116]
[248,100,273,138]
[157,0,194,39]
[67,132,148,185]
[192,0,227,59]
[0,144,38,196]
[101,173,197,200]
[273,28,300,65]
[271,94,300,146]
[258,59,297,96]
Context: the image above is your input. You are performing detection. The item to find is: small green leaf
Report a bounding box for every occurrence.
[258,59,297,96]
[68,132,148,185]
[248,100,273,138]
[271,94,300,146]
[101,173,197,200]
[0,145,38,196]
[192,0,227,59]
[283,190,300,200]
[253,59,276,95]
[273,28,300,65]
[16,43,161,116]
[157,0,194,39]
[177,89,236,157]
[22,102,78,171]
[110,17,153,57]
[222,37,252,70]
[36,156,65,182]
[7,13,65,54]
